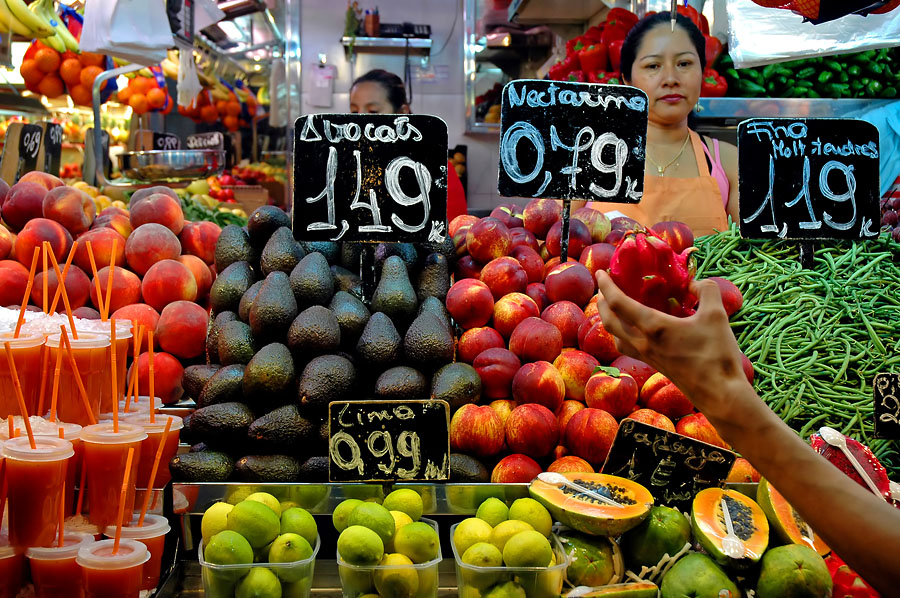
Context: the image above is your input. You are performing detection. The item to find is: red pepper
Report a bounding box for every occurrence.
[566,70,585,83]
[676,5,702,31]
[700,68,727,97]
[583,24,604,43]
[578,44,608,74]
[548,62,570,81]
[606,7,638,30]
[602,70,621,85]
[566,36,588,56]
[704,35,723,67]
[587,71,603,84]
[600,23,629,47]
[608,39,625,72]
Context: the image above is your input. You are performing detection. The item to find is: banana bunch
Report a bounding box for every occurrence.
[0,0,54,40]
[30,0,78,53]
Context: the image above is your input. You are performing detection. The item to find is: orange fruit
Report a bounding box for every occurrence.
[146,87,166,109]
[34,48,61,74]
[38,74,65,98]
[79,52,105,67]
[200,105,218,124]
[80,65,106,91]
[226,101,241,117]
[59,58,82,86]
[69,84,92,106]
[223,115,238,131]
[129,93,149,115]
[215,100,228,116]
[130,77,153,95]
[116,85,133,103]
[19,59,44,86]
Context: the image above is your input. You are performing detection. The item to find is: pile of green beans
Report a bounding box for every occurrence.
[695,225,900,478]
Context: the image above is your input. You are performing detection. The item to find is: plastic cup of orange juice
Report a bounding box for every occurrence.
[76,538,150,598]
[80,422,146,531]
[100,396,163,422]
[85,321,131,417]
[0,533,25,598]
[103,514,170,591]
[0,330,45,420]
[35,421,83,517]
[3,435,74,547]
[46,332,109,426]
[121,413,182,489]
[27,531,95,598]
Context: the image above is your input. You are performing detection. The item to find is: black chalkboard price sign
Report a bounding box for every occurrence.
[293,114,449,244]
[738,118,880,241]
[601,419,737,511]
[40,122,63,177]
[874,373,900,439]
[328,400,450,483]
[153,132,181,151]
[497,79,647,202]
[186,132,224,151]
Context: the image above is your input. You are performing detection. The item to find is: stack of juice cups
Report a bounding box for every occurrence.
[42,422,83,517]
[26,531,95,598]
[0,330,44,420]
[83,320,132,416]
[100,396,164,422]
[79,422,146,531]
[103,514,171,591]
[76,538,150,598]
[45,331,110,427]
[122,413,182,490]
[0,531,25,598]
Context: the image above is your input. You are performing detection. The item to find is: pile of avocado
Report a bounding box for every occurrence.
[171,206,482,483]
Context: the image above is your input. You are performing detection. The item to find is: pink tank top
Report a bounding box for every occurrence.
[701,137,729,208]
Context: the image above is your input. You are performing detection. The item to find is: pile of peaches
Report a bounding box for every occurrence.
[0,173,223,403]
[444,200,758,484]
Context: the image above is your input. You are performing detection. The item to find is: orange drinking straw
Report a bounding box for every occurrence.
[58,479,65,547]
[148,331,155,423]
[14,247,41,338]
[42,243,48,313]
[49,241,78,315]
[6,415,12,440]
[138,417,172,526]
[59,327,96,426]
[124,325,143,413]
[112,447,134,555]
[46,244,78,339]
[5,341,35,449]
[85,241,106,320]
[37,344,50,418]
[75,459,87,516]
[111,321,118,433]
[103,239,118,322]
[48,337,64,422]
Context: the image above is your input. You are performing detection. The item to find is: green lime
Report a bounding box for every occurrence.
[453,518,493,557]
[502,530,552,567]
[202,502,235,545]
[337,525,385,566]
[489,520,533,553]
[280,507,317,548]
[204,530,254,582]
[268,533,313,582]
[225,485,261,505]
[347,502,395,546]
[382,488,424,522]
[374,553,419,598]
[227,500,281,549]
[289,485,329,509]
[235,567,282,598]
[281,579,312,598]
[508,498,553,537]
[476,497,509,528]
[462,542,503,567]
[332,499,363,533]
[483,580,527,598]
[386,510,414,552]
[245,492,282,518]
[392,521,439,564]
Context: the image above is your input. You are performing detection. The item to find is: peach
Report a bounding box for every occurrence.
[129,192,184,235]
[726,457,760,483]
[130,186,179,204]
[125,223,182,276]
[506,403,559,458]
[127,350,184,404]
[509,228,540,253]
[445,278,494,330]
[454,256,483,280]
[0,179,9,208]
[604,229,626,246]
[492,292,540,338]
[525,282,550,313]
[156,300,209,359]
[509,245,544,284]
[480,256,527,300]
[111,303,160,353]
[177,254,213,299]
[74,228,126,275]
[541,301,586,347]
[545,218,592,259]
[676,412,729,448]
[610,355,656,389]
[640,373,694,420]
[72,306,101,319]
[474,348,520,400]
[522,198,561,239]
[141,259,197,311]
[578,315,621,363]
[491,454,542,484]
[511,360,565,412]
[3,181,47,231]
[19,171,63,190]
[579,243,616,275]
[584,297,599,319]
[565,408,618,466]
[449,403,505,458]
[0,260,29,306]
[178,220,221,265]
[466,217,511,264]
[457,327,505,363]
[708,276,743,317]
[545,262,595,307]
[449,214,479,238]
[584,367,639,418]
[489,203,524,229]
[0,226,14,260]
[89,265,142,313]
[553,349,600,402]
[91,212,132,239]
[610,216,644,233]
[453,226,470,258]
[650,220,694,254]
[489,399,516,428]
[547,455,594,474]
[99,206,130,219]
[42,186,95,235]
[625,408,676,432]
[14,218,72,270]
[509,316,562,363]
[31,263,91,310]
[542,256,561,280]
[555,400,585,439]
[572,208,612,243]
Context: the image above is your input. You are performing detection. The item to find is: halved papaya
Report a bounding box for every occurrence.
[691,487,769,568]
[529,472,653,536]
[568,582,659,597]
[757,478,830,556]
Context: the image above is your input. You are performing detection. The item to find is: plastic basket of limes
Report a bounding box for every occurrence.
[334,489,441,598]
[199,492,320,598]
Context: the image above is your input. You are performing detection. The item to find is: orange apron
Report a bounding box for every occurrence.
[589,130,728,237]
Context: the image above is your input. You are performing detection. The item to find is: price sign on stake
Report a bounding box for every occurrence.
[328,400,450,483]
[186,132,224,151]
[39,122,63,177]
[874,373,900,439]
[738,118,880,241]
[293,113,449,244]
[153,132,181,151]
[601,419,736,512]
[0,122,43,184]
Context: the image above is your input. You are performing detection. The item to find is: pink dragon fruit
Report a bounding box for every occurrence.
[809,431,894,504]
[825,553,880,598]
[608,229,698,317]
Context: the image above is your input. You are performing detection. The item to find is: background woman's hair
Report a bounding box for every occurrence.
[619,11,707,82]
[351,69,409,112]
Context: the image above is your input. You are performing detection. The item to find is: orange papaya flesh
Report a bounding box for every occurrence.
[757,478,830,556]
[691,487,769,567]
[571,581,659,597]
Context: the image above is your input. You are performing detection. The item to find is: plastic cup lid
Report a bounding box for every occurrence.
[45,331,108,349]
[2,436,74,461]
[76,538,150,570]
[81,320,134,338]
[27,532,95,560]
[80,422,147,445]
[36,421,82,441]
[0,330,44,346]
[103,514,170,539]
[121,413,183,433]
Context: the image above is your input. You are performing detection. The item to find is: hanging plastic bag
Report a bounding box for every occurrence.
[269,58,286,127]
[80,0,173,66]
[727,0,900,67]
[177,48,202,107]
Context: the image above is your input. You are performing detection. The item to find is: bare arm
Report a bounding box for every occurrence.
[716,140,740,225]
[595,271,900,592]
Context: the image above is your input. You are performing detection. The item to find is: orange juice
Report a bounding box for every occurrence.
[80,423,146,530]
[0,331,45,420]
[37,422,83,517]
[27,531,95,598]
[103,514,170,591]
[46,332,109,427]
[121,413,182,488]
[0,539,25,598]
[90,321,131,416]
[2,435,74,548]
[76,538,149,598]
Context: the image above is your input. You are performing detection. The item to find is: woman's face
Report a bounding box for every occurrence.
[626,25,702,126]
[349,81,409,114]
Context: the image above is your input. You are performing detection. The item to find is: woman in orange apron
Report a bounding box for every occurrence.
[584,12,739,237]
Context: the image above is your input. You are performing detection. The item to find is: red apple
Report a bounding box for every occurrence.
[450,403,505,458]
[449,214,479,238]
[511,361,565,412]
[474,348,521,399]
[490,203,524,229]
[553,349,600,402]
[491,454,542,483]
[509,317,563,363]
[492,292,540,339]
[541,301,586,347]
[640,373,694,420]
[505,403,559,458]
[584,367,639,418]
[565,408,619,466]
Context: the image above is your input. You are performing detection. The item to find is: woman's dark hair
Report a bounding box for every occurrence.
[351,69,409,112]
[619,12,707,82]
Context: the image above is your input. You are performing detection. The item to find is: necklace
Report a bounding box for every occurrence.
[646,132,691,176]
